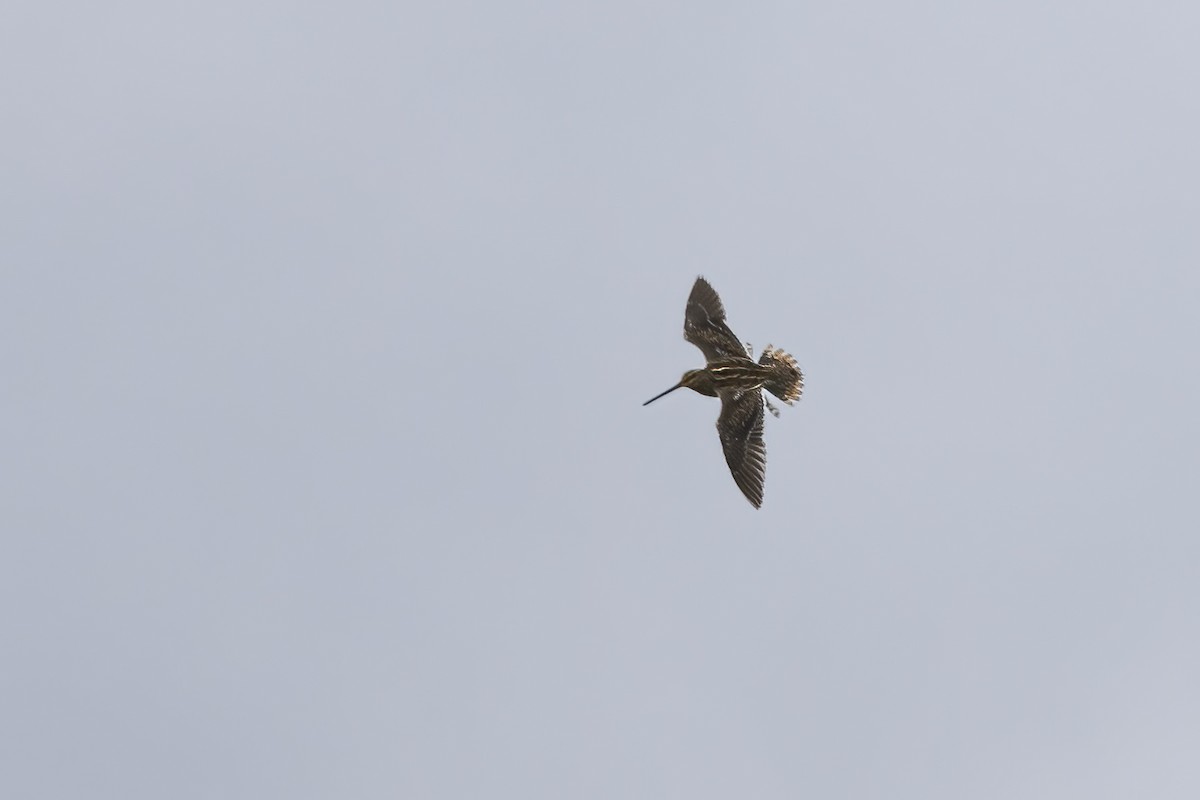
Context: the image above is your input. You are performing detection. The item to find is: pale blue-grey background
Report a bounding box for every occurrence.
[4,2,1199,797]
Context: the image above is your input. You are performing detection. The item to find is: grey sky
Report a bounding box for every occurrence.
[4,1,1199,798]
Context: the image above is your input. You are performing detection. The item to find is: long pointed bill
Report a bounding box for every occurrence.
[643,382,684,406]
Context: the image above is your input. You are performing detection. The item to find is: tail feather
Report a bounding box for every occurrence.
[758,345,803,404]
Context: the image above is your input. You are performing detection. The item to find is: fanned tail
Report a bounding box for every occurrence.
[759,345,803,405]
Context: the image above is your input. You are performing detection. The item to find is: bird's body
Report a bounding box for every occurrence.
[644,277,803,508]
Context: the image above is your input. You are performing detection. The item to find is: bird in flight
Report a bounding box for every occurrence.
[643,277,804,508]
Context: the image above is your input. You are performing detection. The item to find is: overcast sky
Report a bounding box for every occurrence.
[5,1,1200,798]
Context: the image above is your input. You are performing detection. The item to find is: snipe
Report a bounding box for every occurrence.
[644,277,803,508]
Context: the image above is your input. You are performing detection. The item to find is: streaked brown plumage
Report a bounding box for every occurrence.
[644,277,803,508]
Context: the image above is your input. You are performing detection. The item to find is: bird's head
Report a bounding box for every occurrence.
[643,369,715,406]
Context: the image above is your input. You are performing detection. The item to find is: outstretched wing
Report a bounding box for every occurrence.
[716,389,767,508]
[684,277,747,363]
